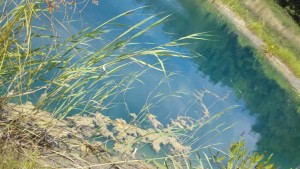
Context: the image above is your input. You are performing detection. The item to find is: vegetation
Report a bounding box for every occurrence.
[0,151,41,169]
[194,31,300,167]
[123,0,300,167]
[275,0,300,25]
[216,0,300,79]
[210,140,274,169]
[0,0,274,168]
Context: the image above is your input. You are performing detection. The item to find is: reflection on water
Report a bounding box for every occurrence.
[130,0,300,167]
[68,0,300,167]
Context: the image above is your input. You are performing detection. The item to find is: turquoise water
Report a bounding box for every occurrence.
[50,0,300,167]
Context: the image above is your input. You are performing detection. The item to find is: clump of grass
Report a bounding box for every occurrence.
[0,103,53,168]
[204,140,275,169]
[0,151,41,169]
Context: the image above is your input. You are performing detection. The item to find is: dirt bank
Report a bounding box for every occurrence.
[211,0,300,93]
[0,102,194,168]
[0,103,151,169]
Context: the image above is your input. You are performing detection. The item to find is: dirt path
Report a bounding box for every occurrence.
[211,0,300,93]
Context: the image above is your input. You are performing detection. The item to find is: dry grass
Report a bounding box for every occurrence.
[0,102,154,168]
[0,151,41,169]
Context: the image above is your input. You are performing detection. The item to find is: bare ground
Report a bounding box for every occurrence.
[211,0,300,93]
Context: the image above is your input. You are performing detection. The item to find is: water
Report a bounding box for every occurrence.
[55,0,300,167]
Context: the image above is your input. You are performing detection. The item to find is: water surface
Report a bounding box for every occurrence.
[64,0,300,167]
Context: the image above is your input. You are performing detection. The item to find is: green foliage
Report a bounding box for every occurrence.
[210,141,275,169]
[185,140,275,169]
[0,151,42,169]
[274,0,300,25]
[226,141,274,169]
[248,22,264,36]
[217,0,300,79]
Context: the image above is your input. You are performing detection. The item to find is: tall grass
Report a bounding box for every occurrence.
[0,0,274,168]
[0,0,198,114]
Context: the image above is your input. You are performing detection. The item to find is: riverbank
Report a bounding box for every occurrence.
[0,102,198,168]
[0,102,275,168]
[210,0,300,94]
[0,103,153,168]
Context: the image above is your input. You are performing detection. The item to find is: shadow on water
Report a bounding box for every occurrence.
[132,0,300,167]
